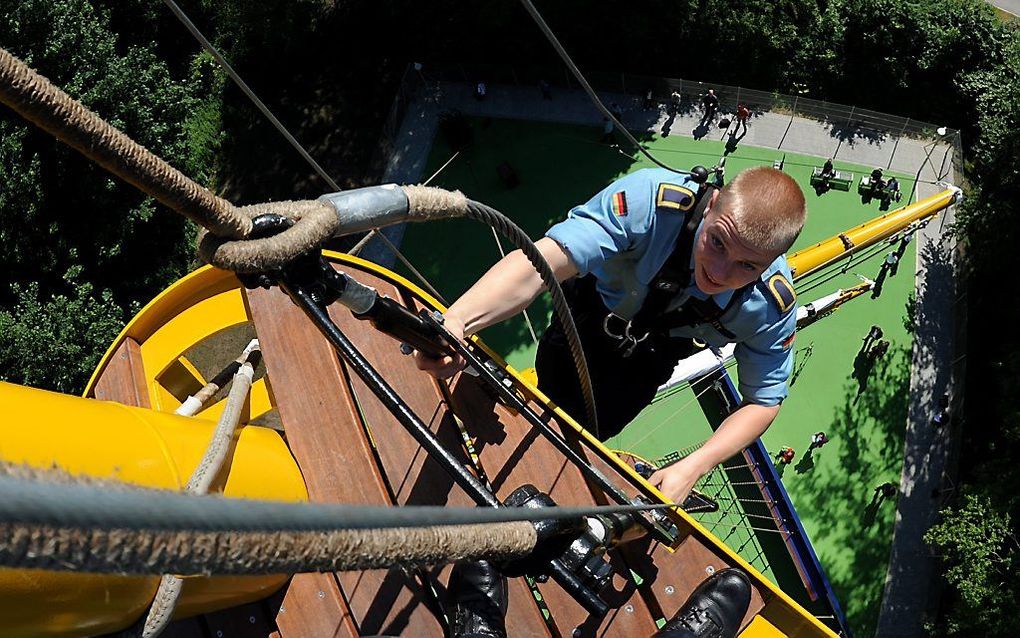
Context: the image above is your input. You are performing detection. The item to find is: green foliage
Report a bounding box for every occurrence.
[925,494,1020,636]
[0,0,220,393]
[0,270,127,394]
[0,0,217,304]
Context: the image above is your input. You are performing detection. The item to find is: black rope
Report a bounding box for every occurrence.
[162,0,341,192]
[517,0,688,176]
[0,474,668,533]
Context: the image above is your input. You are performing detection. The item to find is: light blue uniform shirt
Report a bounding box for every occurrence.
[546,168,797,406]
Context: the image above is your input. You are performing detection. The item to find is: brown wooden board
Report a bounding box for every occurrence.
[89,337,150,407]
[444,376,660,637]
[246,283,441,637]
[272,574,358,638]
[327,272,551,637]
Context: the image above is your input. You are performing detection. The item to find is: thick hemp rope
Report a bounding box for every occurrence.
[137,346,261,638]
[0,46,337,272]
[0,522,538,576]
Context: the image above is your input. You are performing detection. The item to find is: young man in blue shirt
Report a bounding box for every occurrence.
[417,166,806,505]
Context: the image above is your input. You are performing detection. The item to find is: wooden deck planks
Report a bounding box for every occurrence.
[246,284,440,637]
[445,376,661,637]
[90,336,150,407]
[325,273,552,637]
[272,574,358,638]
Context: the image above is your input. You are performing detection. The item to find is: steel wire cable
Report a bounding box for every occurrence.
[517,0,688,176]
[0,473,667,533]
[463,200,599,435]
[162,0,451,305]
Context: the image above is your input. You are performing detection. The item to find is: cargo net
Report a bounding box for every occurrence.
[657,445,791,583]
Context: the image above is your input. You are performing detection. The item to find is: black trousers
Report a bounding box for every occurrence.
[536,276,694,441]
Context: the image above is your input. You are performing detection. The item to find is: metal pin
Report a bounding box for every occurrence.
[705,565,715,575]
[625,604,634,613]
[249,616,256,624]
[318,590,326,599]
[665,585,675,595]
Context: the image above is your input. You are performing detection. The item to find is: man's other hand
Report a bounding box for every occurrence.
[649,457,705,505]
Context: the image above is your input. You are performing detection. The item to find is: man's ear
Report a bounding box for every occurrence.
[704,189,721,216]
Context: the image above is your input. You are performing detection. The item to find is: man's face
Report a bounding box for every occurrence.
[693,194,777,295]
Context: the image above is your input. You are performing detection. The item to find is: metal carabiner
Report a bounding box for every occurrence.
[602,313,630,340]
[603,313,649,357]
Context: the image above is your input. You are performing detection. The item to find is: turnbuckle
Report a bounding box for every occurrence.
[602,313,648,357]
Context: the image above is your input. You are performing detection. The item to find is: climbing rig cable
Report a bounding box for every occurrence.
[517,0,688,176]
[160,0,452,307]
[137,341,263,638]
[0,469,670,574]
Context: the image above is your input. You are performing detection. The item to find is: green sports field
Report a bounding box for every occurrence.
[400,117,918,635]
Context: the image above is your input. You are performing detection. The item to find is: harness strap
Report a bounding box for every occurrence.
[629,183,716,335]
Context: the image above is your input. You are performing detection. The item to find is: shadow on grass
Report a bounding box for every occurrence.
[791,344,911,636]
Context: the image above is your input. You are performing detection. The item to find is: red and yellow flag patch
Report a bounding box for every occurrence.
[611,191,628,216]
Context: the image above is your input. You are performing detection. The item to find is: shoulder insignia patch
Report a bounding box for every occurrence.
[656,183,696,212]
[766,273,796,314]
[611,191,628,216]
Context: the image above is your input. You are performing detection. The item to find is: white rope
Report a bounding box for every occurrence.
[139,345,258,637]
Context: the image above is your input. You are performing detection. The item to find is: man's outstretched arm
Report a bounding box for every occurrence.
[649,403,779,504]
[415,236,578,377]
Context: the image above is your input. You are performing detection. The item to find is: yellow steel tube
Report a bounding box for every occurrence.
[788,188,959,280]
[0,382,307,637]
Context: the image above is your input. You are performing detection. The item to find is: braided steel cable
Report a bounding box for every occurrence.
[0,472,674,576]
[463,200,599,437]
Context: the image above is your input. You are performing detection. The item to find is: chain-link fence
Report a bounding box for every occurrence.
[386,62,962,188]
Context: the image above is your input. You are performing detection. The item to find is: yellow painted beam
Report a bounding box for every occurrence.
[788,187,959,280]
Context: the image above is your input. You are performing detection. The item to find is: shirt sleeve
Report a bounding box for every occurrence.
[733,308,796,407]
[545,170,656,276]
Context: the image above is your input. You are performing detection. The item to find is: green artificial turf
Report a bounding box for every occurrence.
[400,116,919,635]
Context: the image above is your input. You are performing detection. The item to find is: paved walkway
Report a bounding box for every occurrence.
[374,78,962,636]
[990,0,1020,17]
[873,191,961,637]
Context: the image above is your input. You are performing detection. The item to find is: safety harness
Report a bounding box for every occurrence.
[602,182,748,356]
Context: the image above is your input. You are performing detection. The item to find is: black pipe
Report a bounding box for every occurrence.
[282,280,609,617]
[284,280,501,508]
[421,311,676,545]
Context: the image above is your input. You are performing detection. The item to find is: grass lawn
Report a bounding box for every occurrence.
[400,116,919,636]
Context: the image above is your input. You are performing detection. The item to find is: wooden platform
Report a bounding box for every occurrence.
[85,255,835,638]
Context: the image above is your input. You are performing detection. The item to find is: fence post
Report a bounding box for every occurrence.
[846,105,856,131]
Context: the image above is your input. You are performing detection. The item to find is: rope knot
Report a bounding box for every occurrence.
[197,199,338,273]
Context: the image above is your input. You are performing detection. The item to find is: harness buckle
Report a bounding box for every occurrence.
[602,313,649,357]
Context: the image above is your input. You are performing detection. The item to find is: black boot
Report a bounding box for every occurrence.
[655,568,752,638]
[448,561,508,638]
